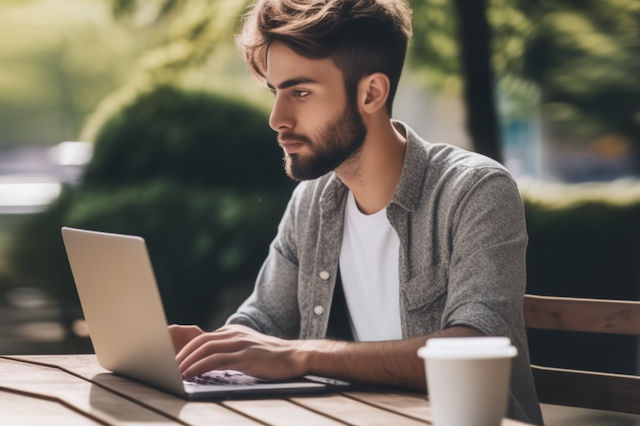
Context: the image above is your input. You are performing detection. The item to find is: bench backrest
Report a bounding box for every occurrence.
[523,294,640,414]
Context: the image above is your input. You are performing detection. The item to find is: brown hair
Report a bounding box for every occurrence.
[237,0,412,115]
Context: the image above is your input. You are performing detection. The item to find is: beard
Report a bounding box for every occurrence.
[279,97,367,181]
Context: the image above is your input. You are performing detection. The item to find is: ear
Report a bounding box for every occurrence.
[358,72,390,115]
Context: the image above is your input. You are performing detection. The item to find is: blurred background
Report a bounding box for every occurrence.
[0,0,638,395]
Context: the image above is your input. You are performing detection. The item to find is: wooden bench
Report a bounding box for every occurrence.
[523,294,640,414]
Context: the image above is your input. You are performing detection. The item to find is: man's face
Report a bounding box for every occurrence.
[266,42,367,181]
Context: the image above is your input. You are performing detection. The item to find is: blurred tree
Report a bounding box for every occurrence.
[410,0,640,169]
[408,0,503,161]
[0,0,163,147]
[107,0,247,79]
[81,0,251,142]
[522,0,640,169]
[452,0,502,162]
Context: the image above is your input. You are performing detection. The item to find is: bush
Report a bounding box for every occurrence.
[62,181,290,326]
[521,179,640,300]
[6,85,294,332]
[83,85,288,189]
[521,179,640,375]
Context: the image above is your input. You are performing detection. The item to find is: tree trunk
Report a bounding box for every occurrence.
[452,0,503,163]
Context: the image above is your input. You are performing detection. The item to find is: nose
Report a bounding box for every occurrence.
[268,94,293,132]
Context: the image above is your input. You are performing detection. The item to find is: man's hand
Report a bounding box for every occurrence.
[170,323,482,391]
[174,324,306,380]
[168,324,204,354]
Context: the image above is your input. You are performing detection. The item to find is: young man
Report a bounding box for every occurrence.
[170,0,543,423]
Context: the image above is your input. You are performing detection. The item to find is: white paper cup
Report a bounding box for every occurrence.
[417,337,517,426]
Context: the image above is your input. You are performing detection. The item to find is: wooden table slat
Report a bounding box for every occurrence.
[223,399,345,426]
[342,391,530,426]
[290,394,429,426]
[2,356,260,426]
[0,388,103,426]
[343,391,432,422]
[0,358,177,425]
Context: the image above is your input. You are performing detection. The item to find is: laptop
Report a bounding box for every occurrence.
[61,226,351,399]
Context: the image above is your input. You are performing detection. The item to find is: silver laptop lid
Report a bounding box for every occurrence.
[61,227,186,397]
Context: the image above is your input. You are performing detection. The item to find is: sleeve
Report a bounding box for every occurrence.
[225,185,303,339]
[441,169,528,338]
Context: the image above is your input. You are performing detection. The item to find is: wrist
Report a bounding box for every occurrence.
[293,339,317,376]
[294,339,345,377]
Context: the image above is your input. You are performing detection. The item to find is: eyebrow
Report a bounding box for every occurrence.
[266,77,320,90]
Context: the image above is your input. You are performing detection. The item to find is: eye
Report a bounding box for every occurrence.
[294,90,310,98]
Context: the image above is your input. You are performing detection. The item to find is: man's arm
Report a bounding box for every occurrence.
[170,323,483,390]
[299,325,483,390]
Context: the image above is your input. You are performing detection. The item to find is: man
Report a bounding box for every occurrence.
[170,0,543,424]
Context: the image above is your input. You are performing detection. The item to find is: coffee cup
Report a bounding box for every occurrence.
[417,337,517,426]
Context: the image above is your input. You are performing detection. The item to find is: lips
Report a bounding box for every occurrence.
[279,141,305,155]
[278,136,307,155]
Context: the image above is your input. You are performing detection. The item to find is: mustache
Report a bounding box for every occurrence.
[278,132,312,146]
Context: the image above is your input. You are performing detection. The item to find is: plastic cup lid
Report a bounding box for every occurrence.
[417,336,518,359]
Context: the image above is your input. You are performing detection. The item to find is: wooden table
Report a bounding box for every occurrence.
[0,355,530,425]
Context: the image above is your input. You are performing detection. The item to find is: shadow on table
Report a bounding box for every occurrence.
[89,373,187,423]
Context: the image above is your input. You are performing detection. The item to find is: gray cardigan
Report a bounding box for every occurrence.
[228,121,543,425]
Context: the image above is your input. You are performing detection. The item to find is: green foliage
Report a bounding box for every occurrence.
[521,179,640,299]
[408,0,639,157]
[4,190,75,300]
[6,85,293,328]
[84,86,286,188]
[521,179,640,300]
[63,181,290,326]
[521,180,640,375]
[79,0,256,143]
[408,0,462,93]
[524,197,640,299]
[522,0,640,143]
[0,0,162,147]
[106,0,248,81]
[0,214,30,274]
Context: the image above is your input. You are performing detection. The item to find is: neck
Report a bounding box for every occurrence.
[336,119,406,215]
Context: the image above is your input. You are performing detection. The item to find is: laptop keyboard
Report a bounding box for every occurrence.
[184,370,265,386]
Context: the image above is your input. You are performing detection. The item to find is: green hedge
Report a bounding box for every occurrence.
[5,85,294,331]
[521,179,640,375]
[521,179,640,301]
[83,85,287,189]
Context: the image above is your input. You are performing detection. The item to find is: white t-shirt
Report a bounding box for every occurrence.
[339,191,402,342]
